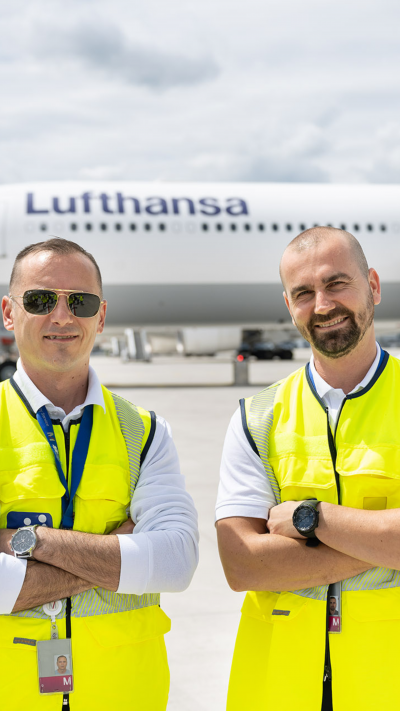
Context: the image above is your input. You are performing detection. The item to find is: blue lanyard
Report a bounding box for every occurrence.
[36,404,93,529]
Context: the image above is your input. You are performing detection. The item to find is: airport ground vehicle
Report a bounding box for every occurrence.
[237,341,293,361]
[0,326,17,381]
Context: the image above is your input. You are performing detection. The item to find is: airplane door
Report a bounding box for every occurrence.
[0,201,7,258]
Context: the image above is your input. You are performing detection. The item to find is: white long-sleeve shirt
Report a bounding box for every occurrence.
[216,344,381,523]
[0,360,199,613]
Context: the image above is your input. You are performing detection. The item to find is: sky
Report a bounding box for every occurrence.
[1,0,400,184]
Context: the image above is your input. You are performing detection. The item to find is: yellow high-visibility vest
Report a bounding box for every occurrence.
[228,351,400,711]
[0,379,170,710]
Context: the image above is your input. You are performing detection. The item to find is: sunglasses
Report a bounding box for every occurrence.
[11,289,104,318]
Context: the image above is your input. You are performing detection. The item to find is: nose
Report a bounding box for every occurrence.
[314,288,336,315]
[49,294,74,326]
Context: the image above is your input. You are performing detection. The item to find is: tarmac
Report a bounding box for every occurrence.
[90,347,400,711]
[89,351,309,711]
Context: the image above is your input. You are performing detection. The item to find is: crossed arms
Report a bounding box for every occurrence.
[217,501,400,592]
[0,418,199,614]
[0,518,134,612]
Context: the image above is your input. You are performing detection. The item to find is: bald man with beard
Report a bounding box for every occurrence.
[216,227,400,711]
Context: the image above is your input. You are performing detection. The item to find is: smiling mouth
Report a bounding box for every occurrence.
[315,317,348,329]
[44,335,78,340]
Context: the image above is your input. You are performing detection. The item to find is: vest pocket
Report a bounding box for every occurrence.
[339,473,400,510]
[80,605,171,646]
[241,590,309,623]
[345,586,400,622]
[0,468,65,529]
[74,464,130,534]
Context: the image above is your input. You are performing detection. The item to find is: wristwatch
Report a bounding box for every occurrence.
[292,500,320,538]
[10,525,39,558]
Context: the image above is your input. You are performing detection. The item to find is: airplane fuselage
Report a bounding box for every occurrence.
[0,181,399,325]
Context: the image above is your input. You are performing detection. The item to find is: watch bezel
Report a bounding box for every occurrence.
[10,526,38,558]
[292,501,320,537]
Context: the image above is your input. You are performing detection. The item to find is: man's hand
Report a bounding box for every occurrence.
[0,528,15,555]
[109,518,135,535]
[267,501,306,538]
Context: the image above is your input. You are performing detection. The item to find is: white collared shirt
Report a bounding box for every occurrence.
[216,344,383,523]
[1,362,199,613]
[13,359,106,430]
[309,343,381,429]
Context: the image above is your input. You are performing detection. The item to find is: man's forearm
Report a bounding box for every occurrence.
[33,527,121,591]
[13,560,92,613]
[317,502,400,569]
[217,517,374,592]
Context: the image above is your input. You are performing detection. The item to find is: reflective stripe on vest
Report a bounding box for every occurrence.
[227,353,400,711]
[0,380,159,619]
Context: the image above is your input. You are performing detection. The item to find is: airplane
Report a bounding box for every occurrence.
[0,180,399,369]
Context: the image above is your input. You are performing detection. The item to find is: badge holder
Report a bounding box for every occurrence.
[328,581,341,633]
[37,601,74,695]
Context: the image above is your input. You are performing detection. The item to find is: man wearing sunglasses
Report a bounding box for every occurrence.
[0,237,199,710]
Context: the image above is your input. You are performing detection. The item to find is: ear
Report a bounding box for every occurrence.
[96,300,107,334]
[283,291,296,327]
[368,268,381,306]
[2,296,15,331]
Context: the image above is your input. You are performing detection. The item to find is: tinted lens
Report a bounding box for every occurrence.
[67,292,100,317]
[23,290,58,315]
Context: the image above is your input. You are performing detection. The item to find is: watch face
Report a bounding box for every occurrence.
[294,507,315,533]
[12,529,36,554]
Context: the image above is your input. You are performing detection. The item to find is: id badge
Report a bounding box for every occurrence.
[37,638,74,694]
[328,581,341,633]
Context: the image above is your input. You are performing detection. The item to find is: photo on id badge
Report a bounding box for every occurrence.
[328,582,341,633]
[37,638,73,694]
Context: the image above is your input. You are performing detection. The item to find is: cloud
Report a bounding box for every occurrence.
[0,0,400,184]
[366,123,400,183]
[30,19,219,88]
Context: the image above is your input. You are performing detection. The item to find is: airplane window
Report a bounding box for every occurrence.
[353,224,360,231]
[144,223,151,231]
[100,223,108,231]
[366,224,373,231]
[299,224,306,231]
[244,224,251,231]
[340,224,346,230]
[115,223,122,231]
[40,224,47,231]
[70,223,77,231]
[159,223,166,231]
[216,223,223,231]
[313,223,319,227]
[258,224,265,231]
[380,224,387,231]
[327,223,333,227]
[285,224,292,231]
[129,223,136,231]
[230,224,237,231]
[85,224,92,231]
[202,223,209,231]
[272,224,279,231]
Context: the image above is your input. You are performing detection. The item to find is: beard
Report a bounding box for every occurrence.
[295,291,375,359]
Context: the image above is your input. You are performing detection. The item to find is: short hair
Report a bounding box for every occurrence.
[9,237,103,296]
[280,226,369,285]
